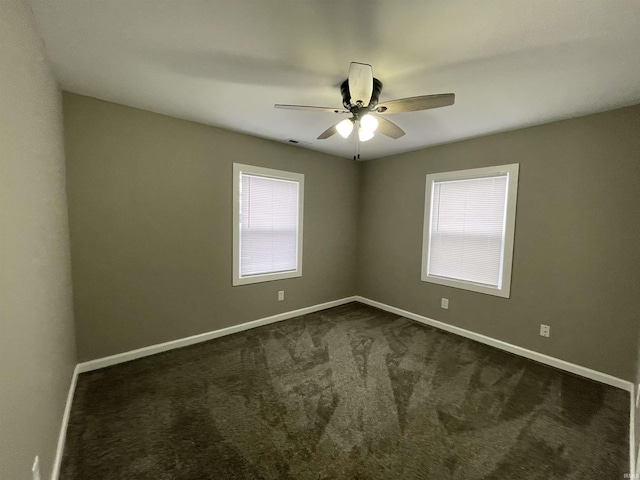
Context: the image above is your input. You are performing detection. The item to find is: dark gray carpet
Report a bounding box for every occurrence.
[61,302,629,479]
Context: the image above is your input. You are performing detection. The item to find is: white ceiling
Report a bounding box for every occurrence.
[30,0,640,160]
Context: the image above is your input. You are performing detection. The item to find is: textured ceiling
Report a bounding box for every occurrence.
[30,0,640,160]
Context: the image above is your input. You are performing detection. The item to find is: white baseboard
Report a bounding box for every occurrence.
[51,364,79,480]
[75,294,633,390]
[355,296,636,477]
[355,296,632,392]
[67,294,634,477]
[631,386,636,478]
[76,296,358,374]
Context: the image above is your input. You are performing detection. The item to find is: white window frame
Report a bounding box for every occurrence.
[232,163,304,286]
[421,163,519,298]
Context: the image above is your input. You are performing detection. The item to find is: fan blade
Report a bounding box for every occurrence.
[348,62,373,106]
[317,121,342,140]
[376,116,405,139]
[376,93,455,114]
[275,104,349,114]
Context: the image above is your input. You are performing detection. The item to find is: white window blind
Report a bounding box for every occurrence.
[422,164,519,298]
[239,173,300,277]
[428,175,508,287]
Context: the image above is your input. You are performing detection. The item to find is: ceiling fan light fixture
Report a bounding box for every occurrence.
[275,62,454,145]
[358,127,374,142]
[360,114,378,133]
[336,118,355,138]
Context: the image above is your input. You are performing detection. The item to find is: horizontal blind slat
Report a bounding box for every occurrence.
[429,175,507,287]
[240,174,299,277]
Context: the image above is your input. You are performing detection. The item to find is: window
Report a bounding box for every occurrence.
[421,164,519,298]
[233,164,304,286]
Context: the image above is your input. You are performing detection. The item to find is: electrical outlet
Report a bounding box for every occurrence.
[278,290,284,301]
[540,324,550,337]
[441,298,449,309]
[32,456,40,480]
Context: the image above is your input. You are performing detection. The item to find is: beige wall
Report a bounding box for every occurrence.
[357,105,640,381]
[63,93,359,362]
[63,92,639,381]
[0,2,77,479]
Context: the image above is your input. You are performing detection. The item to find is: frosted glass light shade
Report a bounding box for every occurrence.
[360,114,378,132]
[336,118,354,138]
[358,127,374,142]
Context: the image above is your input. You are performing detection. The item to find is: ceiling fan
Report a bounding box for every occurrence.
[275,62,455,143]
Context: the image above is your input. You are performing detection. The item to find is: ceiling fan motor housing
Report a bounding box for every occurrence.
[341,78,383,110]
[274,62,454,142]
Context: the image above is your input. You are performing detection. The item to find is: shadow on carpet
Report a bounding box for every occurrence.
[61,302,629,479]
